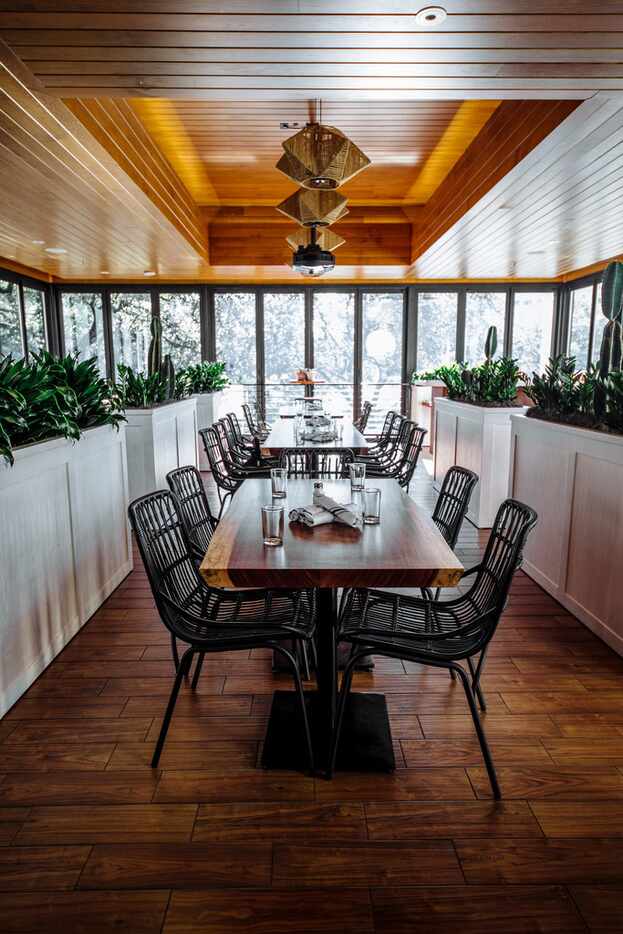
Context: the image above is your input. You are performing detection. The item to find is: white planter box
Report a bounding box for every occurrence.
[410,381,447,451]
[510,414,623,657]
[124,397,198,502]
[0,425,132,715]
[434,398,527,528]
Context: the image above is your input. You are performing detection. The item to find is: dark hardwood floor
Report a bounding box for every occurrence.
[1,460,622,932]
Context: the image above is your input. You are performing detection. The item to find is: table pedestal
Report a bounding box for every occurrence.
[261,587,395,773]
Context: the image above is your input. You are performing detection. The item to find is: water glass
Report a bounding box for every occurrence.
[261,504,284,546]
[271,467,287,498]
[294,415,304,444]
[349,461,366,493]
[295,398,304,416]
[363,487,382,525]
[332,415,343,442]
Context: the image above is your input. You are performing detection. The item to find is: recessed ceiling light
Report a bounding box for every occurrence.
[32,239,45,245]
[143,270,156,277]
[415,6,447,27]
[100,270,110,275]
[44,246,67,255]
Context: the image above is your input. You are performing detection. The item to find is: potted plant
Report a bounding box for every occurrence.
[433,327,528,527]
[509,262,623,656]
[409,363,464,452]
[0,350,131,715]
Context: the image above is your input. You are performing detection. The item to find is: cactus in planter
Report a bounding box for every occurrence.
[484,325,498,363]
[598,261,623,379]
[159,353,176,401]
[148,316,162,377]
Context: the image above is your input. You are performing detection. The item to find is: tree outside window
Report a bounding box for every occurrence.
[0,279,22,358]
[61,292,106,374]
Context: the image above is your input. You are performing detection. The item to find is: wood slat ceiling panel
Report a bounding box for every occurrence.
[411,96,623,279]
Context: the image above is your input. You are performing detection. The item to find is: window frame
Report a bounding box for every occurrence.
[0,268,53,361]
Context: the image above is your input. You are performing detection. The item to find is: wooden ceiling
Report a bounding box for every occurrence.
[0,3,623,283]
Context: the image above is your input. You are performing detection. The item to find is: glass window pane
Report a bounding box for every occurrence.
[23,287,46,359]
[61,292,106,373]
[511,292,554,376]
[416,292,457,372]
[214,292,256,384]
[567,285,593,370]
[591,283,605,365]
[263,292,305,421]
[111,292,151,372]
[313,291,355,416]
[464,292,506,365]
[0,279,23,358]
[362,292,404,432]
[160,291,201,369]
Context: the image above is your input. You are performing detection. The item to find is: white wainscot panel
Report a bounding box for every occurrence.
[0,426,132,715]
[510,414,623,657]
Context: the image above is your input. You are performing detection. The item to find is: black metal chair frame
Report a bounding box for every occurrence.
[243,402,270,441]
[199,426,242,518]
[366,422,426,489]
[359,412,405,466]
[354,400,372,433]
[129,489,317,771]
[330,498,538,798]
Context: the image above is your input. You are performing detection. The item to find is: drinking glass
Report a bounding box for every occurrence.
[349,461,366,493]
[295,398,304,416]
[294,415,304,443]
[363,488,382,525]
[332,416,343,442]
[261,504,284,546]
[271,467,287,498]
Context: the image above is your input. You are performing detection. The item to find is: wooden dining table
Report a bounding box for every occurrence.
[200,477,464,773]
[260,420,369,457]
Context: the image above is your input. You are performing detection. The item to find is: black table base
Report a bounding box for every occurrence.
[261,690,395,773]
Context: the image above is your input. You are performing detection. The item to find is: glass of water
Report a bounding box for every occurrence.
[349,461,366,493]
[271,467,287,498]
[261,504,284,546]
[332,416,343,442]
[363,488,382,525]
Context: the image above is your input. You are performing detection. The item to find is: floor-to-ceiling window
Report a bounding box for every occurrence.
[214,291,258,413]
[0,279,23,358]
[22,287,47,359]
[511,291,555,376]
[160,291,201,369]
[416,292,458,372]
[312,291,355,416]
[464,291,506,364]
[110,292,152,373]
[61,291,106,374]
[362,291,404,430]
[263,291,306,421]
[567,284,593,369]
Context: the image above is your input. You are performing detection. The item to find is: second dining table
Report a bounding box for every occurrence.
[200,476,464,773]
[260,418,369,458]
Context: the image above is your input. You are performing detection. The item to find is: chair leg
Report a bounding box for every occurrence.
[170,633,180,672]
[466,655,487,711]
[452,662,500,800]
[299,642,312,681]
[152,647,194,768]
[272,642,314,774]
[327,649,360,779]
[191,652,205,691]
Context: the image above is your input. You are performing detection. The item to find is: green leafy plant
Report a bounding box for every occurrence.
[438,357,523,406]
[178,361,229,394]
[116,364,171,408]
[524,354,623,435]
[411,362,466,383]
[484,325,498,363]
[0,351,124,467]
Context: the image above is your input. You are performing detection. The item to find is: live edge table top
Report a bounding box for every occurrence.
[260,421,369,457]
[200,477,464,590]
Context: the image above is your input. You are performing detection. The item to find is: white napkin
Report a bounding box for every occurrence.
[289,491,363,530]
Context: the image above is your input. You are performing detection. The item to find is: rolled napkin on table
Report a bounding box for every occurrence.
[289,491,363,530]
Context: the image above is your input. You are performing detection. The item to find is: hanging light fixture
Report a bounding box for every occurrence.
[286,227,345,253]
[277,123,370,190]
[291,225,336,278]
[276,188,348,227]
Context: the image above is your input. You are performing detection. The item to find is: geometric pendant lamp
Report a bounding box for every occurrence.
[277,123,371,190]
[276,188,348,227]
[286,227,345,252]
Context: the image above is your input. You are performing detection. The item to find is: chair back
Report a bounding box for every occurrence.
[280,447,355,479]
[128,490,202,634]
[433,466,478,548]
[166,465,217,560]
[243,402,267,438]
[220,414,246,459]
[395,423,426,487]
[355,401,372,432]
[228,412,249,446]
[199,426,239,494]
[469,498,538,620]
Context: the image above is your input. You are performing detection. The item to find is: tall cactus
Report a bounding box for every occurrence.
[159,353,176,401]
[484,325,498,363]
[148,316,162,377]
[598,261,623,379]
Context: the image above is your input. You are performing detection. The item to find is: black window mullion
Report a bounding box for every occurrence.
[586,281,598,368]
[255,289,265,416]
[456,289,466,362]
[103,287,114,379]
[505,287,514,358]
[353,288,363,422]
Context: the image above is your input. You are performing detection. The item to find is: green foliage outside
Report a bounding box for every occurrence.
[0,351,125,466]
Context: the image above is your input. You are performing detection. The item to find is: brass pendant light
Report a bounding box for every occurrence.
[276,188,348,228]
[286,227,345,252]
[277,123,370,190]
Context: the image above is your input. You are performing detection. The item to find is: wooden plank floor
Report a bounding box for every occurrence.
[1,461,623,932]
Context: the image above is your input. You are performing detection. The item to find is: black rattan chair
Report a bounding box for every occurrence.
[166,465,218,562]
[243,402,270,441]
[199,426,242,517]
[354,401,372,433]
[129,490,316,770]
[358,412,405,466]
[330,498,538,798]
[279,447,355,479]
[366,422,426,489]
